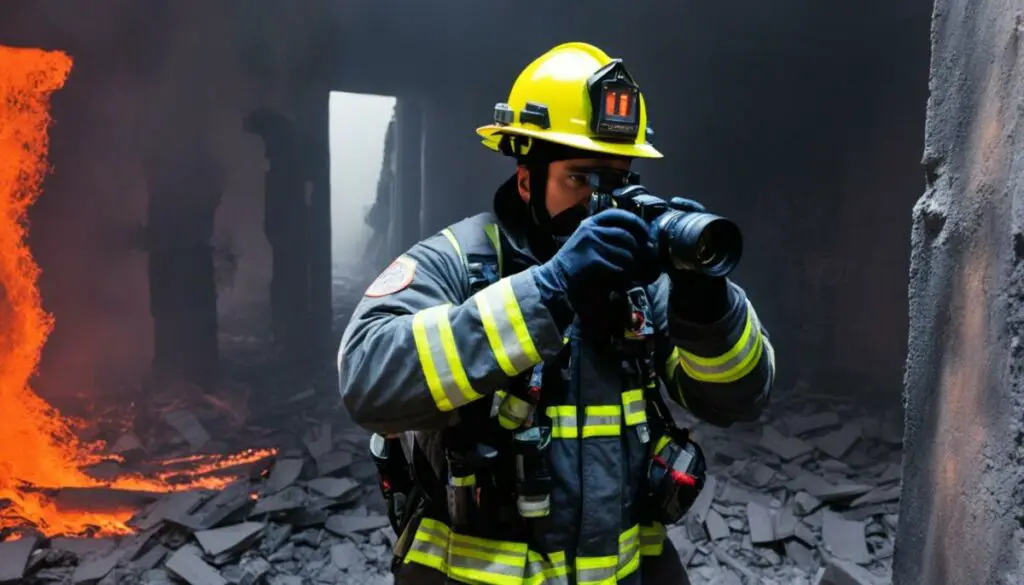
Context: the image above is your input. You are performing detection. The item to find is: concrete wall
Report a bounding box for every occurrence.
[893,1,1024,583]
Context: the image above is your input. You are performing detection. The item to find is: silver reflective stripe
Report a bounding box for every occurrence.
[410,537,445,557]
[583,414,621,427]
[576,565,618,584]
[623,399,645,422]
[546,406,578,439]
[474,280,537,375]
[449,553,523,577]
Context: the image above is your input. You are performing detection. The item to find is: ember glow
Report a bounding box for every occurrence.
[0,46,274,538]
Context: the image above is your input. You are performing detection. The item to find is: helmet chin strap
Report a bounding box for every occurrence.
[525,162,560,261]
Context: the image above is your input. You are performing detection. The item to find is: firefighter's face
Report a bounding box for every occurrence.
[517,158,633,218]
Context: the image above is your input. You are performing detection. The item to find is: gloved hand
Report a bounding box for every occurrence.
[532,209,657,329]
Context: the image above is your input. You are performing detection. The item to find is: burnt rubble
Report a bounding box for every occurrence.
[0,390,902,585]
[1,420,397,585]
[667,390,903,585]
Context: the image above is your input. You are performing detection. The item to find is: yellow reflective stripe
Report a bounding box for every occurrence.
[545,405,578,439]
[616,526,641,580]
[441,228,463,260]
[409,519,528,585]
[654,435,672,455]
[475,278,543,376]
[621,389,646,426]
[484,223,504,277]
[665,347,682,381]
[639,523,666,556]
[526,551,569,585]
[575,554,617,585]
[676,300,764,383]
[498,393,532,430]
[450,474,476,487]
[406,519,664,584]
[412,305,482,412]
[582,405,621,438]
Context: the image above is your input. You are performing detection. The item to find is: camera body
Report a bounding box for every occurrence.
[589,185,743,278]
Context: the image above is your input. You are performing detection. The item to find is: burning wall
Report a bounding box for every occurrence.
[0,44,275,540]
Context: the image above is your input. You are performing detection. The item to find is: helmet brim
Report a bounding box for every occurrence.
[476,125,663,159]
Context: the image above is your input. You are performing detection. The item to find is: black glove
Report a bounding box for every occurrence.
[532,209,658,329]
[665,197,731,323]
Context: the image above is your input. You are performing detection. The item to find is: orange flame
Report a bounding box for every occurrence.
[0,46,275,538]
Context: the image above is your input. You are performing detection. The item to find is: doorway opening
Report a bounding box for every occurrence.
[328,91,397,327]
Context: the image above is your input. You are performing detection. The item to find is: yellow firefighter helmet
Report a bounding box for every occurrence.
[477,42,662,159]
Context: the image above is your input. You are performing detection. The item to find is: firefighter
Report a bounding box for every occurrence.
[338,42,775,585]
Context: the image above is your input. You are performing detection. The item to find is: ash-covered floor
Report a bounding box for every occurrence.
[0,376,902,585]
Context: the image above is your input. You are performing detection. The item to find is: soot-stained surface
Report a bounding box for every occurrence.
[894,0,1024,583]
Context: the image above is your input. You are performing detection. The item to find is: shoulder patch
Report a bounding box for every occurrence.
[365,256,417,298]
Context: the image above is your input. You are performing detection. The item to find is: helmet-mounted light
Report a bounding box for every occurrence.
[586,59,641,141]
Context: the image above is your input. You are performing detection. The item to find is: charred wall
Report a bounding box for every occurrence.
[893,1,1024,583]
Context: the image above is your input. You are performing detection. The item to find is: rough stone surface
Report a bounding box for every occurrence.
[894,1,1024,583]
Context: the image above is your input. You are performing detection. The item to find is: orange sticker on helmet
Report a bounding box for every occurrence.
[365,256,417,298]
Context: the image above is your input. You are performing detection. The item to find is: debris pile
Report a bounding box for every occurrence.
[0,391,902,585]
[671,396,903,585]
[0,422,397,585]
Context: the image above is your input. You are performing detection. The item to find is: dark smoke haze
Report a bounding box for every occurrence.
[0,0,932,414]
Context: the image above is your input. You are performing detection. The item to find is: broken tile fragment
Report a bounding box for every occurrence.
[785,540,815,571]
[325,513,391,535]
[265,458,304,494]
[821,511,871,564]
[0,536,37,584]
[738,462,776,487]
[772,508,799,540]
[814,483,874,503]
[108,433,147,459]
[793,491,823,515]
[704,509,730,540]
[315,451,354,476]
[165,545,227,585]
[876,463,902,484]
[136,491,207,530]
[330,541,366,568]
[746,502,775,544]
[49,538,114,559]
[759,426,814,461]
[238,557,271,585]
[71,548,123,585]
[196,522,266,557]
[811,424,862,459]
[718,482,774,507]
[785,412,842,436]
[130,544,168,572]
[250,486,308,516]
[162,410,211,450]
[303,423,333,459]
[850,485,901,508]
[306,477,360,500]
[821,556,882,584]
